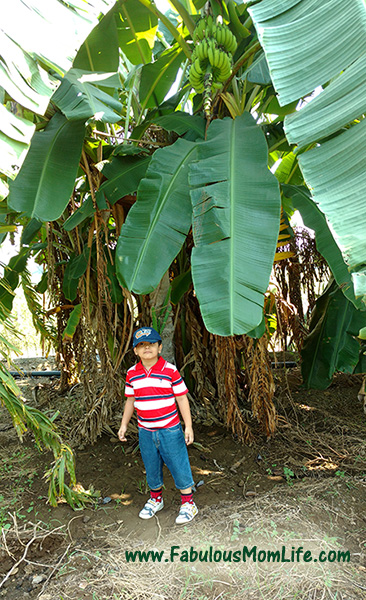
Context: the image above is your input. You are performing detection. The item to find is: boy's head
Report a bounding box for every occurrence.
[133,327,162,361]
[133,327,162,348]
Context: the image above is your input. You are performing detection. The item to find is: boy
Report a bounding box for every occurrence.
[118,327,198,524]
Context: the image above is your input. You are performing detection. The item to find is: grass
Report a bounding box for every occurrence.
[0,446,42,530]
[2,477,359,600]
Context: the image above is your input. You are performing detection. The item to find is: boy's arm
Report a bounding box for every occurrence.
[176,394,194,445]
[118,397,135,441]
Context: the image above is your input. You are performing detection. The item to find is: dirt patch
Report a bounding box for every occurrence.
[1,365,366,599]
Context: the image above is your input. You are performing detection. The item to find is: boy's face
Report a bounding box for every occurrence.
[134,341,161,361]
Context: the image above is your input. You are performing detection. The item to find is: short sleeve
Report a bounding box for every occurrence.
[171,368,188,396]
[125,370,135,397]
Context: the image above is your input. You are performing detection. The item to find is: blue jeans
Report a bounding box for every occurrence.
[138,423,194,491]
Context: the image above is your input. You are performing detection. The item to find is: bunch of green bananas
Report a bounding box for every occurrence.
[189,15,238,96]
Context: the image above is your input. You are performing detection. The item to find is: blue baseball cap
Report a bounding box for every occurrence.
[133,327,162,348]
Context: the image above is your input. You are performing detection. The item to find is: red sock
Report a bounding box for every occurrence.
[181,492,194,505]
[150,488,162,502]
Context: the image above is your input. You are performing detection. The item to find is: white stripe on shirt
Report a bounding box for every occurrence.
[134,399,176,411]
[171,381,187,395]
[138,415,177,429]
[132,376,172,390]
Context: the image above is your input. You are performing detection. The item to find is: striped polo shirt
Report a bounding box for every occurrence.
[125,356,188,430]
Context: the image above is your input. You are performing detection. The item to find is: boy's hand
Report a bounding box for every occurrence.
[118,424,128,442]
[185,426,194,445]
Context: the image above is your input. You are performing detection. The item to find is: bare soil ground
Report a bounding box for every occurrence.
[1,359,366,600]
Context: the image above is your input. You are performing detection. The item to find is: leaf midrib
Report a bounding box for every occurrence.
[230,119,235,335]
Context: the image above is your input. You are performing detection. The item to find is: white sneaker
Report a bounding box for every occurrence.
[175,502,198,524]
[139,498,164,519]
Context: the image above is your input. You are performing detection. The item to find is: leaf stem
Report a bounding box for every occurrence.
[168,0,196,37]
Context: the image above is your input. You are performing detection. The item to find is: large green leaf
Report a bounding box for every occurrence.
[0,30,58,114]
[249,0,366,107]
[301,279,366,389]
[0,248,29,311]
[73,5,119,72]
[250,0,366,307]
[298,119,366,304]
[116,0,158,65]
[52,70,122,123]
[0,104,35,145]
[62,304,82,341]
[99,155,151,205]
[0,0,115,179]
[116,138,198,293]
[0,132,29,179]
[139,46,184,111]
[63,248,90,302]
[153,112,205,139]
[282,185,363,309]
[285,53,366,149]
[63,196,95,232]
[2,0,116,75]
[8,113,85,222]
[189,112,281,336]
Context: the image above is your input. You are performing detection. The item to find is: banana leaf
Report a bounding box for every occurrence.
[99,155,151,205]
[0,132,29,179]
[249,0,366,107]
[116,138,198,294]
[250,0,366,305]
[73,5,119,72]
[189,112,281,336]
[0,104,35,145]
[298,119,366,304]
[62,304,82,341]
[116,0,158,65]
[21,218,42,246]
[0,248,29,310]
[106,256,123,304]
[301,279,366,389]
[8,113,85,222]
[152,112,206,139]
[63,196,95,231]
[52,70,122,123]
[63,247,90,302]
[282,184,363,309]
[139,46,184,111]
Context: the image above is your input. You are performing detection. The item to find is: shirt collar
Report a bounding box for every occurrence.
[136,355,165,374]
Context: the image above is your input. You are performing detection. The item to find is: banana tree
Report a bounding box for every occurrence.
[0,0,365,459]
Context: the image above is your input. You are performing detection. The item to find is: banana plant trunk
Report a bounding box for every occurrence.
[150,271,176,364]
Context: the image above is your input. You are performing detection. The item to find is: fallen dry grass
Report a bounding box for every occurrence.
[2,477,365,600]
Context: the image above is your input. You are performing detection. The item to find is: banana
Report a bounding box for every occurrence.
[220,52,231,73]
[202,39,210,58]
[194,58,204,75]
[196,43,206,62]
[194,19,205,42]
[213,48,222,68]
[207,40,215,66]
[206,15,213,35]
[216,50,226,71]
[228,32,238,55]
[217,67,231,82]
[214,25,221,45]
